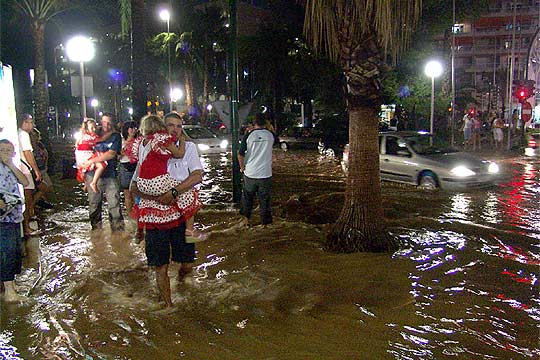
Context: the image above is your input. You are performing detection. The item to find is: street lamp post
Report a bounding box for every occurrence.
[66,36,95,119]
[424,60,443,145]
[160,9,172,112]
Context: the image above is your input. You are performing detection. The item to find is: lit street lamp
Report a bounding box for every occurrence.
[66,35,95,119]
[90,98,99,118]
[424,60,443,145]
[170,87,183,110]
[159,8,172,112]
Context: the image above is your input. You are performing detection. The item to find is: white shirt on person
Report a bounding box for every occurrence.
[18,128,33,174]
[239,128,274,179]
[167,141,203,182]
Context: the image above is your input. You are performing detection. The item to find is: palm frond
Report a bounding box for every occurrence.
[304,0,422,63]
[120,0,131,39]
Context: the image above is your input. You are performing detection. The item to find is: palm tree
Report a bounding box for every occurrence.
[12,0,67,142]
[304,0,422,252]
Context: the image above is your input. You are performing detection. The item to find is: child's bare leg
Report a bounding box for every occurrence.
[185,217,195,234]
[90,163,105,193]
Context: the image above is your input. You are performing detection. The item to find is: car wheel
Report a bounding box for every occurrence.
[418,172,438,190]
[280,142,289,151]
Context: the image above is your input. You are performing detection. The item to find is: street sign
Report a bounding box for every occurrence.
[521,101,532,122]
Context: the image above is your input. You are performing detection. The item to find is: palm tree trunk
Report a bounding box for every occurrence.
[327,29,396,252]
[31,21,49,144]
[184,71,193,108]
[327,106,395,252]
[131,0,146,121]
[201,50,210,126]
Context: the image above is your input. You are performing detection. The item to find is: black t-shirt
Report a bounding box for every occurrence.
[93,132,122,178]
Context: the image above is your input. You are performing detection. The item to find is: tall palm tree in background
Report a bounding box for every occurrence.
[304,0,422,252]
[120,0,146,121]
[12,0,67,143]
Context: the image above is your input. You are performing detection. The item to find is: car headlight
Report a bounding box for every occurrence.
[488,162,499,174]
[450,165,476,177]
[220,139,228,149]
[198,144,210,151]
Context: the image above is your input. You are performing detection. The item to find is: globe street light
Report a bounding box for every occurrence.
[66,35,95,119]
[90,98,99,118]
[170,87,183,111]
[159,8,172,112]
[424,60,443,145]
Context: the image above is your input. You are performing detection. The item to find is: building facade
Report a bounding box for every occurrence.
[449,0,540,118]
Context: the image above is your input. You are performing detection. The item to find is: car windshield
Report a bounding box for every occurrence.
[403,134,456,154]
[184,127,217,139]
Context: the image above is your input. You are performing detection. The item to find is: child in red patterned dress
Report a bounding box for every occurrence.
[75,118,106,193]
[135,115,202,231]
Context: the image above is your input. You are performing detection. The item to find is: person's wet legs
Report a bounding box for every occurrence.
[240,175,256,222]
[103,177,124,232]
[1,223,26,302]
[257,177,273,225]
[155,264,172,307]
[85,173,103,230]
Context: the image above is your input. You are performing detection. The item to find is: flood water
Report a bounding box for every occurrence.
[1,149,538,359]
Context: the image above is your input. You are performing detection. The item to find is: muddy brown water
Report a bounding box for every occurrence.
[1,150,538,359]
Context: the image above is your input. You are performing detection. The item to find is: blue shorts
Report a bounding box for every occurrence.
[144,222,194,267]
[0,222,23,282]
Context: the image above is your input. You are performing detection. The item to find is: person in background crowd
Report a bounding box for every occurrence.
[492,114,504,149]
[0,139,29,302]
[462,113,473,150]
[472,115,482,151]
[17,114,41,237]
[29,128,53,210]
[238,113,275,226]
[82,113,124,232]
[119,121,141,214]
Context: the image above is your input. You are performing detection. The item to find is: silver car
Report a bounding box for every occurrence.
[183,125,229,154]
[342,131,500,190]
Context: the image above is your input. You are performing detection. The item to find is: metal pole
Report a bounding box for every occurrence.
[430,76,435,145]
[507,0,517,150]
[80,61,87,119]
[451,0,456,147]
[167,19,172,113]
[229,0,241,204]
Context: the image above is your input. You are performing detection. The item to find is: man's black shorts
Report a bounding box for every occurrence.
[145,223,195,267]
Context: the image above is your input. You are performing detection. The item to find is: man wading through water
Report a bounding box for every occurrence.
[131,114,203,308]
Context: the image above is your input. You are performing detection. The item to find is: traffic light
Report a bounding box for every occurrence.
[468,108,476,116]
[516,86,529,103]
[513,80,535,103]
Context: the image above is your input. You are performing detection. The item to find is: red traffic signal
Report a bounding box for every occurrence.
[517,87,529,102]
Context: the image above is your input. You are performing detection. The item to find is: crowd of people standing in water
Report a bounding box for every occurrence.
[1,110,276,308]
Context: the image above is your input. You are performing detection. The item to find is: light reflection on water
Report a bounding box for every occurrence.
[1,151,539,359]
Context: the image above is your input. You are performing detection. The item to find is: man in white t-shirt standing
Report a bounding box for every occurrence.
[238,113,275,226]
[18,114,41,237]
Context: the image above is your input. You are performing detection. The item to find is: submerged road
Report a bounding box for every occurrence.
[1,149,538,359]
